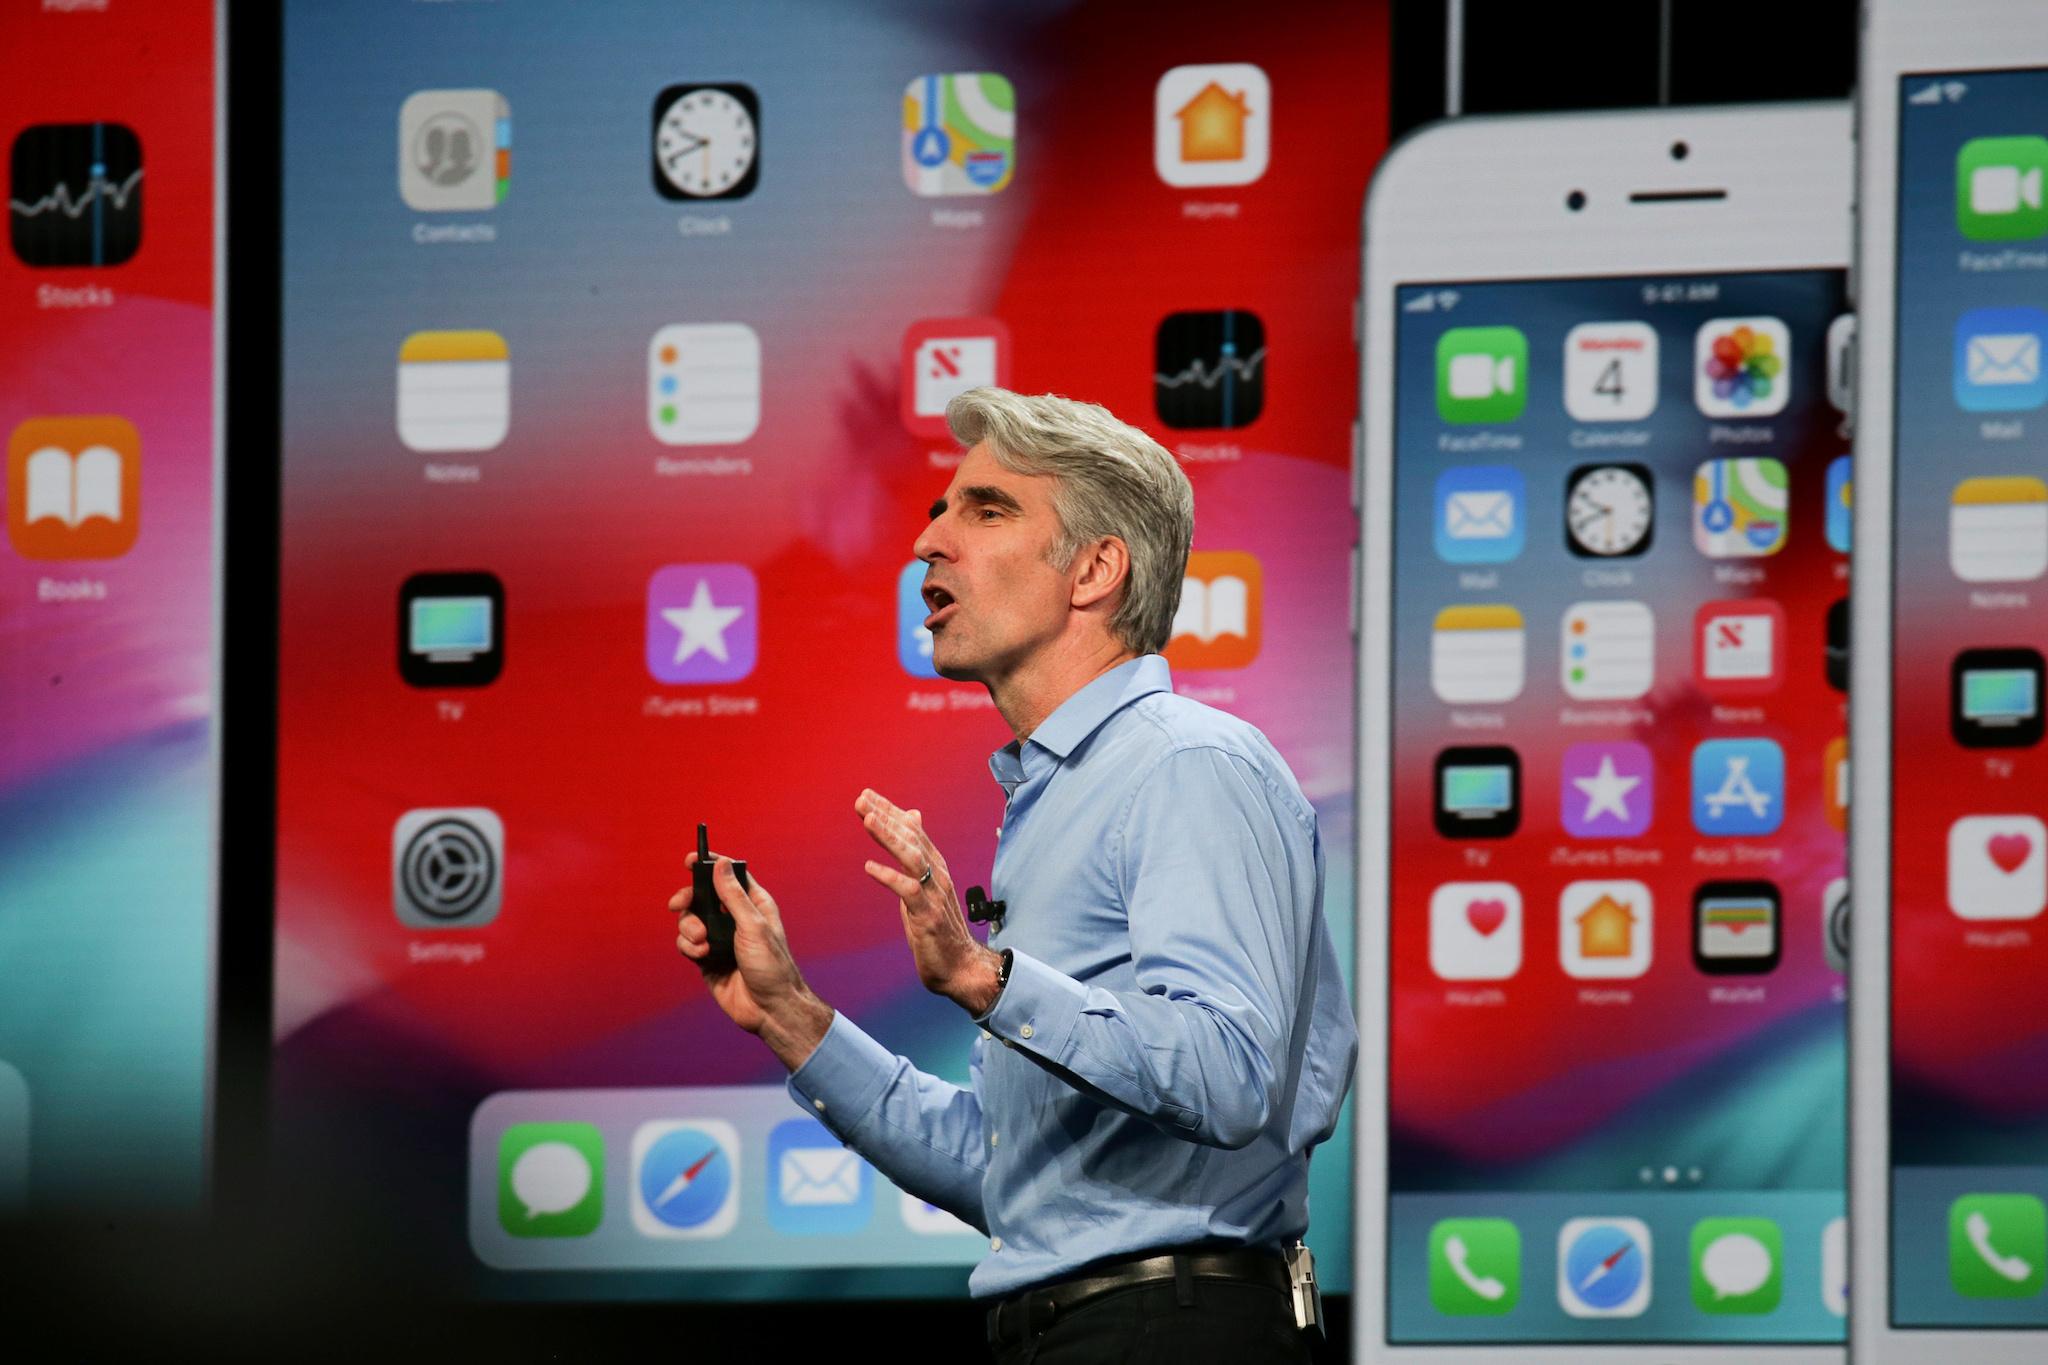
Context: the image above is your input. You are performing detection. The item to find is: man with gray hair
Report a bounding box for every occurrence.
[672,387,1356,1362]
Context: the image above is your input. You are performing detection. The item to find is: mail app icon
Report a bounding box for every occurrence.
[768,1117,873,1234]
[1435,465,1526,564]
[1956,307,2048,412]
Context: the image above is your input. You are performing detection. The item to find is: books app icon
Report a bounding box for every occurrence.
[1164,551,1261,671]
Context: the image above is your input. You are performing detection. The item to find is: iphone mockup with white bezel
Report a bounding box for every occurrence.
[1355,103,1851,1363]
[1852,4,2048,1361]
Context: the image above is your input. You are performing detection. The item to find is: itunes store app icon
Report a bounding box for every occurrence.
[1429,882,1523,981]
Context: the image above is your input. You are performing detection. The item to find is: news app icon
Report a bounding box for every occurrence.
[393,807,503,930]
[1155,310,1266,430]
[1436,327,1527,424]
[1434,746,1520,838]
[399,90,510,212]
[6,415,140,560]
[1165,551,1261,671]
[9,122,143,267]
[767,1117,873,1236]
[632,1120,740,1239]
[1695,599,1786,696]
[903,318,1010,439]
[1953,648,2045,747]
[1957,135,2048,241]
[399,571,504,688]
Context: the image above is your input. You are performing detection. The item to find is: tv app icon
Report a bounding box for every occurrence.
[633,1120,740,1238]
[1558,1218,1652,1318]
[9,122,143,267]
[1428,1218,1520,1315]
[399,572,503,687]
[1952,648,2045,747]
[1434,746,1520,838]
[1154,310,1266,430]
[768,1117,873,1235]
[393,808,503,930]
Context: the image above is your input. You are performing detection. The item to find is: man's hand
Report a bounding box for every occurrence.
[671,854,834,1071]
[855,789,1005,1017]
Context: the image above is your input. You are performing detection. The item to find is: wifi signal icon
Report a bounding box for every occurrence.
[1943,81,1969,103]
[1437,290,1462,312]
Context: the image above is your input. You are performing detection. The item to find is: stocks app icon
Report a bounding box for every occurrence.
[1154,311,1266,429]
[393,808,503,929]
[9,123,143,268]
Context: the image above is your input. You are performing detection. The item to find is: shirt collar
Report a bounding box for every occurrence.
[990,655,1172,778]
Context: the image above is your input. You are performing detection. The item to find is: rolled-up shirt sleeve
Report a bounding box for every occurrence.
[785,1010,990,1231]
[979,744,1317,1150]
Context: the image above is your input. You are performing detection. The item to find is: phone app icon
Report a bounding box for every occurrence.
[1562,321,1658,422]
[393,808,503,930]
[646,564,757,684]
[1558,1218,1652,1318]
[1561,600,1654,701]
[1693,1218,1783,1314]
[768,1117,873,1236]
[399,572,503,688]
[650,323,761,445]
[1429,883,1522,982]
[1695,599,1786,696]
[9,122,142,267]
[654,84,759,201]
[898,560,941,679]
[1564,463,1654,558]
[1695,317,1790,418]
[1560,742,1652,839]
[1955,307,2048,412]
[1957,135,2048,241]
[1950,1194,2046,1298]
[1951,476,2048,582]
[1165,551,1261,671]
[1155,310,1266,430]
[1693,457,1789,557]
[397,331,508,453]
[1948,815,2047,921]
[6,416,140,560]
[1694,881,1781,974]
[1823,878,1849,974]
[1428,1217,1520,1315]
[1824,737,1849,833]
[1953,648,2045,747]
[1559,880,1653,979]
[1436,328,1527,424]
[1826,455,1852,553]
[1826,598,1849,692]
[902,317,1011,439]
[632,1120,740,1238]
[1154,64,1269,188]
[902,73,1013,196]
[1431,605,1524,705]
[1435,747,1520,838]
[1691,739,1784,837]
[1435,466,1524,563]
[498,1121,603,1238]
[399,90,509,212]
[1822,1216,1848,1317]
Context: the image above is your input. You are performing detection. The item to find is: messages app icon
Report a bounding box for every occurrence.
[1429,1217,1520,1315]
[1434,466,1524,563]
[1957,135,2048,241]
[1692,1217,1783,1314]
[498,1122,603,1238]
[1436,327,1527,424]
[768,1117,874,1235]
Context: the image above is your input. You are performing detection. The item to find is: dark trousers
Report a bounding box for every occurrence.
[987,1275,1315,1365]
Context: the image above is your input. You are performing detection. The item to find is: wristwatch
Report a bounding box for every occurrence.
[996,947,1014,994]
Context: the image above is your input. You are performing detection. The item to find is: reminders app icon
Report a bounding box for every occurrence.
[768,1117,873,1236]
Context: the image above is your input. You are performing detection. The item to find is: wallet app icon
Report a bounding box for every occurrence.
[1955,307,2048,412]
[767,1117,873,1235]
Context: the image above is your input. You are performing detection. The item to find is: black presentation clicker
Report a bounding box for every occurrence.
[688,822,744,972]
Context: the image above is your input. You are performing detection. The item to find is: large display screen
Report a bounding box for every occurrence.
[273,0,1384,1300]
[1385,270,1850,1344]
[1890,66,2048,1330]
[0,0,216,1212]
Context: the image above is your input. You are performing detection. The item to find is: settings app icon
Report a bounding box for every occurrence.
[393,808,504,929]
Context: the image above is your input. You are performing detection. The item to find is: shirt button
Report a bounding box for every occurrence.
[813,1099,826,1112]
[991,1237,1003,1251]
[990,1132,999,1147]
[1019,1024,1034,1040]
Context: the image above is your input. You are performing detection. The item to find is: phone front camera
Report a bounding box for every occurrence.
[1566,190,1587,212]
[1671,140,1691,161]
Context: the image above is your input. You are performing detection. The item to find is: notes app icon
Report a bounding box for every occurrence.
[1166,551,1261,671]
[397,330,509,453]
[7,416,139,559]
[1951,477,2048,583]
[1432,605,1525,705]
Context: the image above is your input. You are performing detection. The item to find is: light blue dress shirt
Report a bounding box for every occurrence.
[786,654,1357,1299]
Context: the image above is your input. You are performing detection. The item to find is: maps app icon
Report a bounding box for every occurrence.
[903,73,1014,196]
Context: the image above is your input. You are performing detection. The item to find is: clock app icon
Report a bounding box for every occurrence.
[1565,463,1655,558]
[653,84,760,201]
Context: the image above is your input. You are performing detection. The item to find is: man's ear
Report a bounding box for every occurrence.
[1069,536,1130,612]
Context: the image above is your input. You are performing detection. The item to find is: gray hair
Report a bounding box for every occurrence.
[945,387,1194,656]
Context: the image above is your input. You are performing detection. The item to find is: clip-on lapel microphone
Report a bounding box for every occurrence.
[965,885,1006,930]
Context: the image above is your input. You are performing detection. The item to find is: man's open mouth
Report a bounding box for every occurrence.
[922,583,957,629]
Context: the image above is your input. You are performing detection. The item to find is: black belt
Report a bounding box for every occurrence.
[984,1245,1291,1348]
